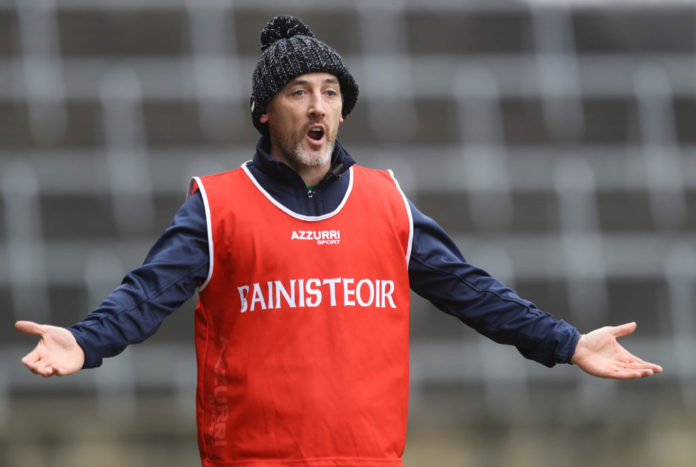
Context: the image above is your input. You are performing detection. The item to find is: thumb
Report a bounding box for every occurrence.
[15,320,45,336]
[611,322,637,338]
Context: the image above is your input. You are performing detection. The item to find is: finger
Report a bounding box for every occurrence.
[15,321,45,336]
[24,360,46,376]
[22,353,46,372]
[616,346,663,373]
[624,360,663,374]
[28,357,55,377]
[608,366,655,380]
[21,352,41,367]
[611,322,637,338]
[621,355,663,372]
[617,351,652,366]
[627,367,655,378]
[613,358,663,377]
[617,371,652,380]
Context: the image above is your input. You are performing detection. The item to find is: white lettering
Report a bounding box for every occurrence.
[382,280,396,309]
[343,278,355,306]
[238,285,250,313]
[274,280,296,308]
[323,278,341,306]
[267,281,274,309]
[237,278,398,313]
[250,283,267,311]
[298,279,305,307]
[290,230,342,246]
[305,278,322,307]
[356,279,375,307]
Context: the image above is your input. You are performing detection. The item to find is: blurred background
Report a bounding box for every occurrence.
[1,0,695,465]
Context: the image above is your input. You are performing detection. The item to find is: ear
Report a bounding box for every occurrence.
[260,113,269,124]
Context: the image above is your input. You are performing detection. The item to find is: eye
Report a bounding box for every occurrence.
[326,89,338,97]
[292,89,305,96]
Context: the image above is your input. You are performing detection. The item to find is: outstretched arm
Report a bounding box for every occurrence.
[571,322,662,380]
[407,201,580,367]
[15,321,85,377]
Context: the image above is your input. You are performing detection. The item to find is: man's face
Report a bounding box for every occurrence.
[260,72,344,171]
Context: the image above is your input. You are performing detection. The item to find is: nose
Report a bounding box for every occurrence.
[307,90,325,118]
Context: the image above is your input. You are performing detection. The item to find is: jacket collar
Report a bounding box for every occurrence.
[251,135,356,188]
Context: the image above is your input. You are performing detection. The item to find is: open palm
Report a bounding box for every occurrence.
[15,321,85,377]
[571,322,662,380]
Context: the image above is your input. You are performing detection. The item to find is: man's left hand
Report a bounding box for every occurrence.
[571,322,663,380]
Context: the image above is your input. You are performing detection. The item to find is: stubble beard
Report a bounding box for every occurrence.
[287,141,334,168]
[274,127,335,169]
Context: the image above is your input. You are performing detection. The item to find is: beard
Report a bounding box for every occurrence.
[270,121,335,170]
[286,141,334,168]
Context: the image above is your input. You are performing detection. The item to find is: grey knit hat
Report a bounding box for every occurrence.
[250,15,359,134]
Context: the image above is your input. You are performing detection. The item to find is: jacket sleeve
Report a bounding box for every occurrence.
[406,200,580,367]
[68,192,210,368]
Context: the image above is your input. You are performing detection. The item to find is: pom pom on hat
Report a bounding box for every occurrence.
[260,16,313,51]
[250,15,359,134]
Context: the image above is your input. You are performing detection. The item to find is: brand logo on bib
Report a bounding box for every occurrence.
[291,230,341,245]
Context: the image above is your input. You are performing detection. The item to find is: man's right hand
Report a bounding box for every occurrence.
[15,321,85,377]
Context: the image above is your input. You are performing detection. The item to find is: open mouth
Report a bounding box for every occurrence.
[307,125,325,142]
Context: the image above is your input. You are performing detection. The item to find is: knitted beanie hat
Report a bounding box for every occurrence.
[250,15,359,134]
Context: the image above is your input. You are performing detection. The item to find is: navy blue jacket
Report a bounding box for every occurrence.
[69,137,580,369]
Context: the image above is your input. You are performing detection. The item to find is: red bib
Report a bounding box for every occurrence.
[191,164,413,466]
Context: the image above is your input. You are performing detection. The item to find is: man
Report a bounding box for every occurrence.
[16,15,661,467]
